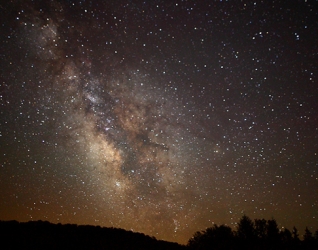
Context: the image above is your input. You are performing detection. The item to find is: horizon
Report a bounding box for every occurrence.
[0,215,316,244]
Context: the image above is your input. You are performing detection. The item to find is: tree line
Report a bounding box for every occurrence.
[0,216,317,249]
[187,215,318,250]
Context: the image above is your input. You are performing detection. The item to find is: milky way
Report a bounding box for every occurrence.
[0,0,317,244]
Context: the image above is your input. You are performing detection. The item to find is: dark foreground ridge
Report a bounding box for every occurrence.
[1,216,318,250]
[0,220,186,250]
[187,215,318,250]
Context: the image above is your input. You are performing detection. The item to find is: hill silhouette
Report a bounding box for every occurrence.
[1,216,317,249]
[0,220,186,250]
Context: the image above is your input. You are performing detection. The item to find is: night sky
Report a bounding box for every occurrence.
[0,0,317,244]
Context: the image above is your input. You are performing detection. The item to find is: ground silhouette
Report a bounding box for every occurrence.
[187,215,318,250]
[1,216,317,249]
[0,220,185,250]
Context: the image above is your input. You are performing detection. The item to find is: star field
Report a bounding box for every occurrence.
[0,0,317,244]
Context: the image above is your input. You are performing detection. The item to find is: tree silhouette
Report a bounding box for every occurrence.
[204,225,235,250]
[291,226,302,248]
[187,224,235,250]
[188,216,318,250]
[303,227,316,250]
[236,215,256,249]
[266,218,280,247]
[237,215,255,240]
[304,227,313,241]
[315,230,318,240]
[254,218,267,240]
[187,231,205,249]
[280,228,293,249]
[292,226,300,240]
